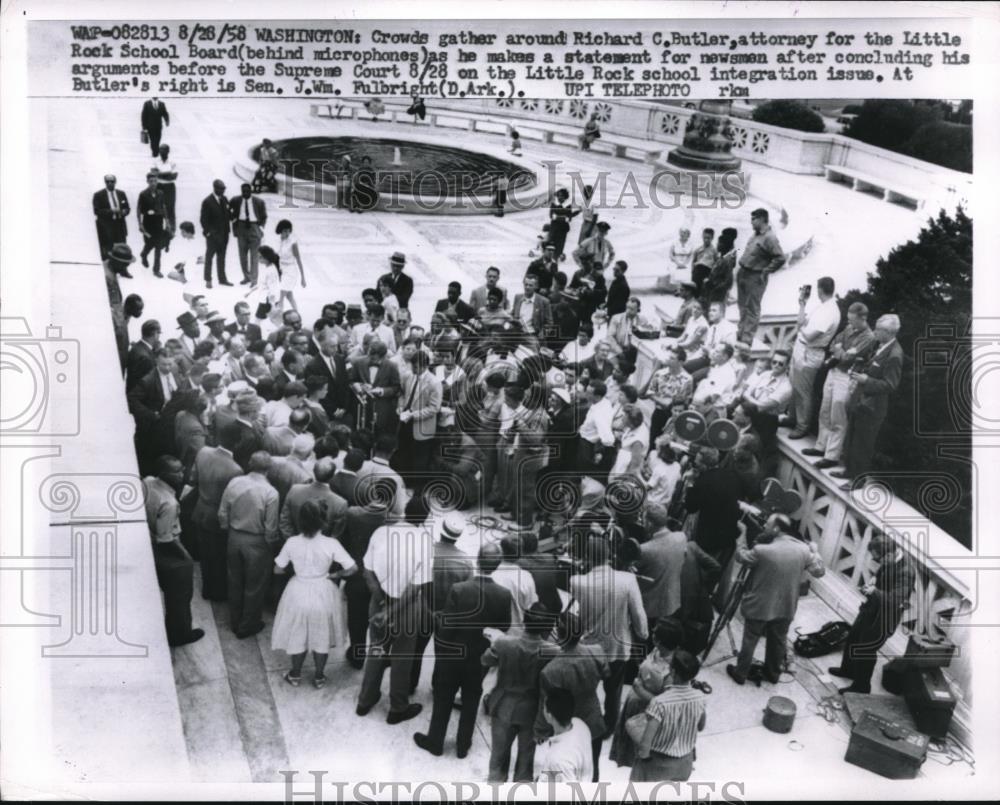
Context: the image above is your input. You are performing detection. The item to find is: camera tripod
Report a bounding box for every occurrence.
[701,562,751,669]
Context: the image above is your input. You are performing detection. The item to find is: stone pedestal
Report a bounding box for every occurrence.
[667,99,743,172]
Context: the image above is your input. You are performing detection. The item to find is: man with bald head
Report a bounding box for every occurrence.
[218,450,280,638]
[279,457,348,541]
[305,327,352,422]
[262,406,312,457]
[266,433,315,506]
[93,174,131,261]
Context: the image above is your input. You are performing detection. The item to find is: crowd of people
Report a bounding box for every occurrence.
[101,100,911,784]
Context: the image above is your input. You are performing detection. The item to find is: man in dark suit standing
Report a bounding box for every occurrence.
[137,172,169,276]
[830,532,915,694]
[200,179,233,288]
[140,96,170,157]
[230,183,267,285]
[332,449,365,506]
[683,447,743,566]
[832,314,905,491]
[225,301,263,344]
[93,174,130,260]
[350,340,401,433]
[305,328,352,423]
[378,252,414,310]
[125,319,161,391]
[413,544,512,758]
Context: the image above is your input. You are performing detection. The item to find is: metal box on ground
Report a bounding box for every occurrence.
[845,710,929,779]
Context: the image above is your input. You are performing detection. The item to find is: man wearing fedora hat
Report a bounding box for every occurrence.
[378,252,413,310]
[203,311,230,360]
[137,171,169,277]
[105,243,137,370]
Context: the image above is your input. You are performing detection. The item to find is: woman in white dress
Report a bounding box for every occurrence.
[272,500,356,688]
[247,244,283,329]
[276,220,306,314]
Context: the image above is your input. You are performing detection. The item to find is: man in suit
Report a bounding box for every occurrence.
[727,513,825,685]
[218,451,280,638]
[434,281,476,324]
[190,423,244,601]
[579,340,617,383]
[683,447,743,566]
[127,349,184,434]
[469,266,508,311]
[230,183,266,285]
[605,260,631,317]
[350,340,401,433]
[261,407,311,457]
[278,457,348,540]
[394,351,442,487]
[832,314,905,490]
[126,319,161,391]
[830,531,916,694]
[517,531,564,615]
[93,174,130,260]
[635,503,687,626]
[525,244,560,297]
[225,301,262,344]
[341,492,391,668]
[570,536,648,735]
[199,179,233,288]
[410,512,474,693]
[137,172,168,276]
[511,274,552,351]
[305,328,352,423]
[140,96,170,157]
[266,434,315,506]
[413,544,512,758]
[332,448,365,505]
[378,251,413,310]
[607,297,651,361]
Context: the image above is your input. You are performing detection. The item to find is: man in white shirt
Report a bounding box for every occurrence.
[534,689,593,783]
[577,380,616,480]
[167,221,201,282]
[262,381,306,428]
[740,349,793,476]
[357,515,433,724]
[559,328,595,366]
[491,536,538,627]
[151,143,178,234]
[351,304,397,355]
[684,300,738,377]
[692,343,738,414]
[788,277,841,439]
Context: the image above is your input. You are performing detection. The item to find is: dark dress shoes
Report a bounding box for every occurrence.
[220,280,234,286]
[828,666,853,679]
[814,459,839,469]
[413,733,443,756]
[169,628,205,648]
[234,623,264,639]
[801,448,824,457]
[787,430,808,440]
[387,703,423,724]
[121,271,135,279]
[839,685,871,695]
[726,665,746,685]
[456,745,470,759]
[356,693,380,716]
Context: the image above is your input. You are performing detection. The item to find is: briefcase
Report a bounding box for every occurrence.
[844,710,928,779]
[905,633,956,669]
[903,667,957,739]
[140,129,149,144]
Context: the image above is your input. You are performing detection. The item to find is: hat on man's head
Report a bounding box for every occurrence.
[560,288,580,301]
[390,251,406,266]
[226,380,251,397]
[596,221,611,232]
[109,243,136,264]
[176,311,197,329]
[679,280,697,293]
[551,387,572,406]
[205,311,226,325]
[440,512,466,542]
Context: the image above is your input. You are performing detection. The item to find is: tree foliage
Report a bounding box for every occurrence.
[751,100,826,133]
[840,207,973,547]
[844,100,972,174]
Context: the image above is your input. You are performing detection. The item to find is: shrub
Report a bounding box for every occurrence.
[750,100,826,133]
[902,121,972,173]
